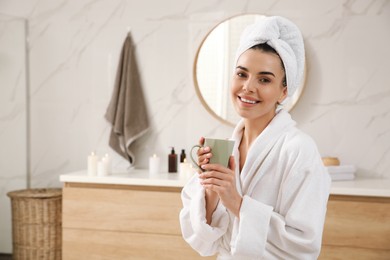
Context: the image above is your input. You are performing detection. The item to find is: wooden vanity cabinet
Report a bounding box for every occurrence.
[62,182,390,259]
[319,195,390,259]
[62,182,213,259]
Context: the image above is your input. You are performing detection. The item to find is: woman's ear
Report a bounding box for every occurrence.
[278,86,288,104]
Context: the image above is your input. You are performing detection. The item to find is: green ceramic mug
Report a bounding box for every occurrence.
[190,138,235,170]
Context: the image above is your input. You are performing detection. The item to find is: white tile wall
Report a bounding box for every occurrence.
[0,15,27,253]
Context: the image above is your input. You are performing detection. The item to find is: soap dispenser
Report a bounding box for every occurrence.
[168,147,177,173]
[180,149,186,163]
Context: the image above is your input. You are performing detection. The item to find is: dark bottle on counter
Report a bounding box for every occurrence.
[180,149,186,163]
[168,147,178,173]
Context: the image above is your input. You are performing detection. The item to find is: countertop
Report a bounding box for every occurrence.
[60,170,390,198]
[60,170,189,188]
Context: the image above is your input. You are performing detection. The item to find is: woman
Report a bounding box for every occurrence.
[180,16,331,259]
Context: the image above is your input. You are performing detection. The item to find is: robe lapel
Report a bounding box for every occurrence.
[232,110,296,196]
[232,120,244,197]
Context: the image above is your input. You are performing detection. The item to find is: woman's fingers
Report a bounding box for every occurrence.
[198,137,205,146]
[200,171,235,192]
[228,156,235,170]
[199,164,234,183]
[199,169,226,181]
[197,143,212,166]
[197,146,210,156]
[200,163,226,173]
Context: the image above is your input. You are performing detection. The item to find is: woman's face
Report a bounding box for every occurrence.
[230,48,287,122]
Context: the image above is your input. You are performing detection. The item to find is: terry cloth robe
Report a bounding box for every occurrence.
[179,109,331,259]
[105,33,149,165]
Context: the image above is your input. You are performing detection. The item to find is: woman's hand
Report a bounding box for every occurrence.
[196,137,219,224]
[199,156,242,218]
[196,137,211,168]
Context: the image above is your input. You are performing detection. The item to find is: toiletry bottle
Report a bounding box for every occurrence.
[180,149,186,163]
[168,147,178,173]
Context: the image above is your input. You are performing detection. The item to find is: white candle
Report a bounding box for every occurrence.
[187,164,195,178]
[179,158,191,180]
[179,161,187,174]
[104,153,112,175]
[97,158,109,177]
[149,154,160,176]
[88,152,98,176]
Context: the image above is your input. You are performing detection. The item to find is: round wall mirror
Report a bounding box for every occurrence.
[193,14,306,126]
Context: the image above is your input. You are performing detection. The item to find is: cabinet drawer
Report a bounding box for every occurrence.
[322,195,390,250]
[63,228,215,260]
[319,245,390,260]
[63,186,183,235]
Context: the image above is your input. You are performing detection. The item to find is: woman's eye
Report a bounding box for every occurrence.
[259,78,270,83]
[237,72,246,78]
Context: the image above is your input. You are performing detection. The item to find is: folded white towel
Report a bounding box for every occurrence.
[234,16,305,97]
[327,165,356,181]
[327,165,357,174]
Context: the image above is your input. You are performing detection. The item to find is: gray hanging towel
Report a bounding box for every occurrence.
[105,32,149,165]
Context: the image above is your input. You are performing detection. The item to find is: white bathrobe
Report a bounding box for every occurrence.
[179,109,331,259]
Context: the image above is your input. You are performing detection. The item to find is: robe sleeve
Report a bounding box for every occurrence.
[179,175,230,256]
[231,160,331,259]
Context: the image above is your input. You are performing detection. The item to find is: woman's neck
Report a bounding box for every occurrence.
[242,114,275,149]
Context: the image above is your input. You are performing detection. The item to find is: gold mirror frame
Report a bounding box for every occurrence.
[193,14,307,127]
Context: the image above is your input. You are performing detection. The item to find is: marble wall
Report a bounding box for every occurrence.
[0,14,27,253]
[1,0,389,253]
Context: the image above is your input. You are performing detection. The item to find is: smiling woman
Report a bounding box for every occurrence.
[181,15,330,259]
[231,46,288,125]
[193,14,306,126]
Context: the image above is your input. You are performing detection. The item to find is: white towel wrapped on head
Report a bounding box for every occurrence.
[234,16,305,97]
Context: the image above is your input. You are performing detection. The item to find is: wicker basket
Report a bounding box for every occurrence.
[7,188,62,260]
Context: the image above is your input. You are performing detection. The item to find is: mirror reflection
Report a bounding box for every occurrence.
[194,14,306,126]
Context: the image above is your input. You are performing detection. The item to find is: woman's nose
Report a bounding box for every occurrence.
[243,78,256,92]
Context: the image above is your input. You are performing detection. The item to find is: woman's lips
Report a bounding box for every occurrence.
[238,96,260,105]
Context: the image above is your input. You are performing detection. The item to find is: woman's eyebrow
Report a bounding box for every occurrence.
[236,65,248,71]
[236,66,275,77]
[258,71,275,77]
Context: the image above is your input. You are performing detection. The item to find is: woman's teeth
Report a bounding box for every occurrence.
[240,97,258,104]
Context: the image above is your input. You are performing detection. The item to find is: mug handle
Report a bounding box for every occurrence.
[190,145,202,171]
